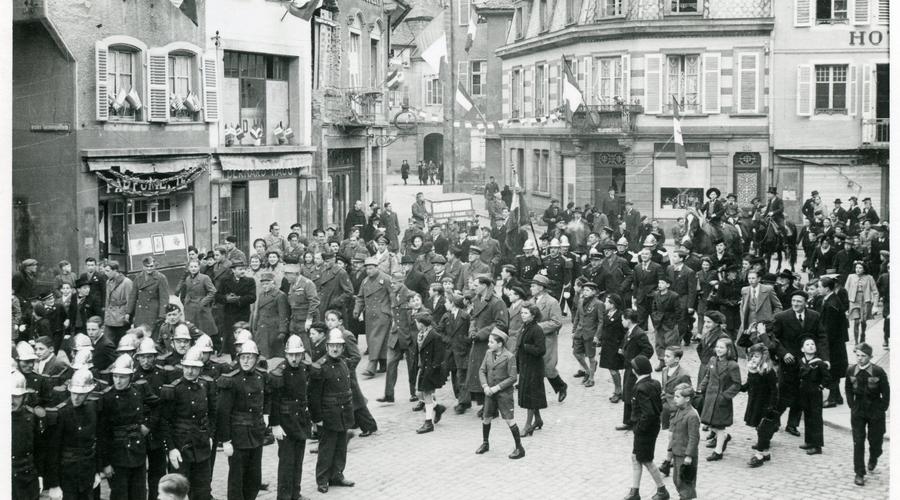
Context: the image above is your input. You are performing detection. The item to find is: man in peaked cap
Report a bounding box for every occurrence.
[530,274,568,402]
[354,257,393,378]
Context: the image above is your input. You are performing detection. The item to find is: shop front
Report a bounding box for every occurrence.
[87,154,211,275]
[212,149,316,256]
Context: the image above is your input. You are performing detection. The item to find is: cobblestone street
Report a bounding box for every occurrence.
[208,322,890,500]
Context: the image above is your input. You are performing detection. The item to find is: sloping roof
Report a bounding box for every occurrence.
[391,22,418,46]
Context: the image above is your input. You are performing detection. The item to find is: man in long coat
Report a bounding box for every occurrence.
[177,260,217,337]
[354,258,393,377]
[216,260,256,356]
[252,272,290,358]
[314,255,354,323]
[465,276,508,410]
[382,202,401,253]
[531,274,567,401]
[129,256,170,330]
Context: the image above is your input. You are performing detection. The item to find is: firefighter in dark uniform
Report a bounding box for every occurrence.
[218,339,271,500]
[160,344,218,500]
[309,329,356,493]
[44,368,104,500]
[544,238,572,314]
[133,337,173,497]
[158,323,196,367]
[12,369,43,500]
[514,239,543,282]
[196,333,225,379]
[269,334,313,500]
[99,354,159,500]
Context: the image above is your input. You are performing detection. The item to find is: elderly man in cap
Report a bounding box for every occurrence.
[373,235,400,276]
[530,274,568,401]
[355,257,393,378]
[309,330,356,493]
[667,248,697,346]
[251,272,290,358]
[457,245,491,291]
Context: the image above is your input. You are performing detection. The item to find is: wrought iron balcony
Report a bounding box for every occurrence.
[570,103,643,133]
[861,118,889,148]
[322,87,385,128]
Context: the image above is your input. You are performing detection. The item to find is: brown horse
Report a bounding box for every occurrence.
[682,208,742,256]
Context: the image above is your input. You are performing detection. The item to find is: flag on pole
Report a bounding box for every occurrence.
[465,11,477,52]
[416,12,448,74]
[507,171,530,231]
[386,67,404,90]
[672,96,688,168]
[168,0,198,26]
[287,0,324,21]
[561,56,584,118]
[455,80,475,113]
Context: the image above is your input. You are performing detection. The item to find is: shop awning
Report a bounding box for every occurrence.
[777,154,863,166]
[218,153,313,173]
[86,156,208,173]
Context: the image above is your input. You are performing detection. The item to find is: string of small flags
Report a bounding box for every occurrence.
[414,110,564,130]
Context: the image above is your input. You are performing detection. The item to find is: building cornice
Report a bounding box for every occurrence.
[496,18,774,59]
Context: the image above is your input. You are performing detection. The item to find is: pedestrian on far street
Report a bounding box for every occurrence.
[400,160,410,185]
[846,342,890,486]
[483,176,499,205]
[622,355,669,500]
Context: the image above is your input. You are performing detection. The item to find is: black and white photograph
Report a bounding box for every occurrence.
[4,0,897,498]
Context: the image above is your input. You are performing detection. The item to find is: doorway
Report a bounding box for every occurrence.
[876,64,889,141]
[218,182,250,256]
[423,133,443,166]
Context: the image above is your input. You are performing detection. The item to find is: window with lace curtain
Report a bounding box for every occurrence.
[595,57,623,104]
[667,55,700,112]
[108,48,141,120]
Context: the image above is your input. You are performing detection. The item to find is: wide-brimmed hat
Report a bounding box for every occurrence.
[706,187,721,198]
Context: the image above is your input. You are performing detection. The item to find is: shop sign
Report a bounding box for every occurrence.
[97,163,207,197]
[849,30,887,46]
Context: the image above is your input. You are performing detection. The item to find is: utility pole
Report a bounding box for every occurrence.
[444,0,457,192]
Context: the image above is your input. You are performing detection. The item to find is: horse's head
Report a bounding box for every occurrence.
[683,210,699,244]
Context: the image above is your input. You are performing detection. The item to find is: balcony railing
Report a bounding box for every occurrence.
[322,87,384,127]
[861,118,889,148]
[571,103,643,133]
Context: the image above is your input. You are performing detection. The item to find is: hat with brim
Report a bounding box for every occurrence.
[600,242,617,251]
[706,187,721,198]
[767,186,778,195]
[364,257,379,267]
[469,245,483,254]
[353,252,369,262]
[490,327,509,343]
[508,285,529,299]
[531,274,552,287]
[336,255,350,266]
[259,272,275,282]
[582,282,600,291]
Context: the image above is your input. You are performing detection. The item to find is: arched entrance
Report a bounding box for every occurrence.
[423,133,443,166]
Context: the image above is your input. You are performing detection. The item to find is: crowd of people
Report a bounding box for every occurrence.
[9,182,891,500]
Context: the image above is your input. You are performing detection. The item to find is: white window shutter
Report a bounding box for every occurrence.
[95,41,109,122]
[503,69,510,117]
[848,64,857,115]
[583,56,592,105]
[621,54,631,103]
[794,0,812,27]
[148,48,169,122]
[737,53,758,114]
[524,67,532,117]
[852,0,870,25]
[861,64,874,119]
[702,53,721,114]
[643,54,662,114]
[877,0,889,24]
[203,52,220,122]
[796,65,813,116]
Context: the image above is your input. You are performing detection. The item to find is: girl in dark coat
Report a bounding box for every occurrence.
[599,293,626,402]
[743,343,779,467]
[516,303,547,436]
[696,311,731,386]
[699,337,742,461]
[414,312,448,434]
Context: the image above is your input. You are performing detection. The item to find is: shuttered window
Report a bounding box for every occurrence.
[595,57,624,104]
[471,60,485,96]
[667,54,700,113]
[877,0,889,24]
[108,48,140,120]
[815,64,848,114]
[853,0,870,24]
[795,0,813,26]
[796,65,813,116]
[643,54,662,114]
[737,53,758,114]
[535,64,546,116]
[702,53,721,114]
[511,69,521,118]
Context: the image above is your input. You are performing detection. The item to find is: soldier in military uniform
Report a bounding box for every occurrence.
[514,239,542,283]
[456,246,491,291]
[268,335,313,500]
[378,271,415,402]
[219,339,270,500]
[286,268,320,354]
[354,257,394,378]
[252,272,290,359]
[544,239,572,314]
[309,329,356,493]
[98,354,159,500]
[132,337,173,497]
[12,370,43,500]
[129,256,170,331]
[44,368,104,500]
[160,345,218,500]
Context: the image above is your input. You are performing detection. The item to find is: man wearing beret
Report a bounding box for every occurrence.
[771,289,829,436]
